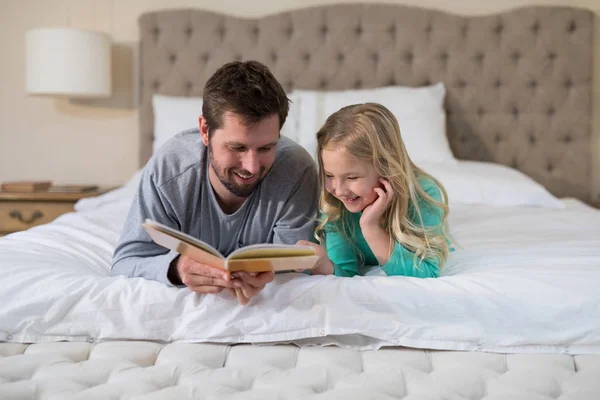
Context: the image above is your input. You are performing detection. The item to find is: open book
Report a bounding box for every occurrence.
[142,219,319,273]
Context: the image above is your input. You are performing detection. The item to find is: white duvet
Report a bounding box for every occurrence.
[1,172,599,354]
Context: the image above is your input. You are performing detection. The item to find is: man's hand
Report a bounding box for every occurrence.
[295,240,334,275]
[170,255,234,294]
[229,271,275,305]
[169,256,274,305]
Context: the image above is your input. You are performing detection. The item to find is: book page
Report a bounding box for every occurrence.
[227,244,317,260]
[143,219,223,258]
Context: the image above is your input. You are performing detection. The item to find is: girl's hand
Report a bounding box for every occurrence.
[295,240,334,275]
[360,178,394,230]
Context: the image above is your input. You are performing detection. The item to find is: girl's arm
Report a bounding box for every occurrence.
[381,242,440,278]
[362,181,444,278]
[324,225,360,277]
[361,225,439,278]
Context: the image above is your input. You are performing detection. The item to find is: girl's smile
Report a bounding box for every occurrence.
[321,148,381,213]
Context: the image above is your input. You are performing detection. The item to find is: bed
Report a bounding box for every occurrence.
[1,3,599,399]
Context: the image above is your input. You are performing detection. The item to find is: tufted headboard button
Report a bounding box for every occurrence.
[529,135,536,145]
[217,25,226,40]
[440,52,449,64]
[511,51,521,64]
[286,25,294,38]
[564,78,573,89]
[474,52,484,64]
[320,25,328,38]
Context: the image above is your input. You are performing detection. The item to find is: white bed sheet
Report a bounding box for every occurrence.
[0,172,599,354]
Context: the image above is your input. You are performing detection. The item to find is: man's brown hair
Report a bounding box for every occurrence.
[202,60,289,136]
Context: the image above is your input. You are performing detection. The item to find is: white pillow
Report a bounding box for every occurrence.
[418,160,564,208]
[152,94,300,155]
[289,83,456,164]
[152,94,203,155]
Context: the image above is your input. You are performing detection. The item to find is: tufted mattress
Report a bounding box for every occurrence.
[1,341,600,399]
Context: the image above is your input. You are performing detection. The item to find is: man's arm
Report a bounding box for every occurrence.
[271,161,319,245]
[111,167,181,285]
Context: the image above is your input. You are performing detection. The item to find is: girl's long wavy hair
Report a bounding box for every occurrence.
[315,103,451,270]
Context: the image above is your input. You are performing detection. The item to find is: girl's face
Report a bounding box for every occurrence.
[322,148,380,213]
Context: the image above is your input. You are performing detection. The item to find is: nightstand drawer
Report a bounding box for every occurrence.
[0,201,74,233]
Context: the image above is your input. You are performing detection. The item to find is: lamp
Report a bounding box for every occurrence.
[26,28,111,98]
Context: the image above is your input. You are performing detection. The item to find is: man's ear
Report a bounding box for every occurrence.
[198,116,209,146]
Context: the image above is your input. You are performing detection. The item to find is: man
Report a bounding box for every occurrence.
[111,60,318,305]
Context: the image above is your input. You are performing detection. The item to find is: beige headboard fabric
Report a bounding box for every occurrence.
[139,4,594,200]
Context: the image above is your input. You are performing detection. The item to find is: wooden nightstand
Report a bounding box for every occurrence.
[0,187,112,235]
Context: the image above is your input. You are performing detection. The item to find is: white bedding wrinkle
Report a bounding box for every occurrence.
[0,179,599,353]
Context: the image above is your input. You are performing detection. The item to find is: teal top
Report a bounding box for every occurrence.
[323,176,448,278]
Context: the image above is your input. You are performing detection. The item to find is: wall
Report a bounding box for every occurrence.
[1,0,599,200]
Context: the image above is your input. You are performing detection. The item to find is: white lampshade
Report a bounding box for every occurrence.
[26,28,111,97]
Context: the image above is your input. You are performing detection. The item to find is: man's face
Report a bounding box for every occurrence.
[201,111,279,198]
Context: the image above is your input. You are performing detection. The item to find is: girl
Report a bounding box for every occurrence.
[299,103,451,278]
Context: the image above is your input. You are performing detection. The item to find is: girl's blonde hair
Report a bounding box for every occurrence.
[315,103,451,270]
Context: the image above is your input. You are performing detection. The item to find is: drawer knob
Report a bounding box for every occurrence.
[9,210,44,224]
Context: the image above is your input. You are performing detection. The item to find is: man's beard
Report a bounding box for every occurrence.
[208,146,266,198]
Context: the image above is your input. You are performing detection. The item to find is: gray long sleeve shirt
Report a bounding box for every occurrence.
[111,129,319,285]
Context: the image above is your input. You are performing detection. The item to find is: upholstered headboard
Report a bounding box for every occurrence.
[138,4,594,200]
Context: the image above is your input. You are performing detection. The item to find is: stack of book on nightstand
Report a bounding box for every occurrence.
[1,181,98,193]
[0,180,52,192]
